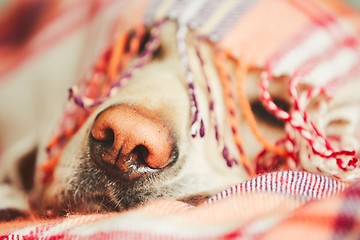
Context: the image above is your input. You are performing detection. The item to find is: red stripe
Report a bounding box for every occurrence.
[0,0,116,79]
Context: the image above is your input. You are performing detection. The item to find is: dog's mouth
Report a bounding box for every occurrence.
[81,194,122,214]
[38,146,184,217]
[40,193,119,217]
[83,194,120,213]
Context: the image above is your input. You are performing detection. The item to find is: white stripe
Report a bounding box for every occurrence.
[303,172,311,197]
[221,190,226,199]
[314,175,320,199]
[282,171,287,194]
[273,27,333,76]
[298,172,305,196]
[168,0,192,19]
[307,173,314,198]
[210,0,255,41]
[318,175,325,199]
[277,172,282,193]
[252,177,256,192]
[293,172,299,195]
[272,172,276,192]
[261,174,265,192]
[312,175,318,199]
[226,188,231,197]
[323,173,329,198]
[236,183,241,193]
[304,47,359,86]
[144,0,163,23]
[287,171,293,195]
[266,173,271,192]
[188,0,222,29]
[177,0,208,24]
[328,178,333,197]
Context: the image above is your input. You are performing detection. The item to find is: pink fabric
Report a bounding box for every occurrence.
[1,1,360,239]
[2,171,358,239]
[0,0,117,80]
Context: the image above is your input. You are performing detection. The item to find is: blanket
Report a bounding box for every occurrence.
[1,0,360,239]
[1,171,359,239]
[39,0,360,181]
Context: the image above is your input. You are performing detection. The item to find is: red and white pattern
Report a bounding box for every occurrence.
[1,171,356,239]
[207,171,346,204]
[2,0,360,239]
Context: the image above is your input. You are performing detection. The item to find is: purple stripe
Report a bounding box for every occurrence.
[168,0,193,19]
[194,38,239,166]
[143,0,163,24]
[188,0,223,29]
[206,171,346,204]
[208,0,258,42]
[176,24,204,138]
[69,21,163,109]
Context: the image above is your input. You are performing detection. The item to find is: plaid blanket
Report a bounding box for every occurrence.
[36,0,360,181]
[2,171,359,239]
[1,0,360,239]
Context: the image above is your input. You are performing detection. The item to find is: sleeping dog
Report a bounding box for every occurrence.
[33,22,290,215]
[1,0,360,219]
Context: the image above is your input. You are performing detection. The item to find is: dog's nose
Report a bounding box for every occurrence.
[89,104,176,179]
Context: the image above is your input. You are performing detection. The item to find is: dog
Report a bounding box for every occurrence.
[1,0,360,219]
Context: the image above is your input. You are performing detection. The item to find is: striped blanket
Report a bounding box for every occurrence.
[143,0,360,180]
[1,0,360,239]
[38,0,360,181]
[2,171,360,239]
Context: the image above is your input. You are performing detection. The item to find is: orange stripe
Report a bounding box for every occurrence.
[129,25,146,57]
[215,51,254,177]
[235,58,287,157]
[107,24,146,82]
[107,32,127,81]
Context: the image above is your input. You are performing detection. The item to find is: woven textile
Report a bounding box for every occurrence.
[38,0,360,182]
[2,171,355,239]
[1,0,360,239]
[144,0,360,179]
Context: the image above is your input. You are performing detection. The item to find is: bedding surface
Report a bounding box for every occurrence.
[2,171,359,239]
[1,0,360,239]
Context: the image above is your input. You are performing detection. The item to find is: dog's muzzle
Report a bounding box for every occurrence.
[89,104,177,180]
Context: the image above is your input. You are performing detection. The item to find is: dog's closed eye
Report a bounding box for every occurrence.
[250,98,290,128]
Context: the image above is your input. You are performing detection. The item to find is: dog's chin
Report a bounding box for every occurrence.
[35,153,196,217]
[38,195,119,218]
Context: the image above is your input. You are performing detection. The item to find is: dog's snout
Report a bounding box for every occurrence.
[89,104,176,179]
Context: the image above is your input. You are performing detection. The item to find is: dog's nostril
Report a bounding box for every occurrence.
[131,145,149,165]
[89,104,176,179]
[92,128,114,146]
